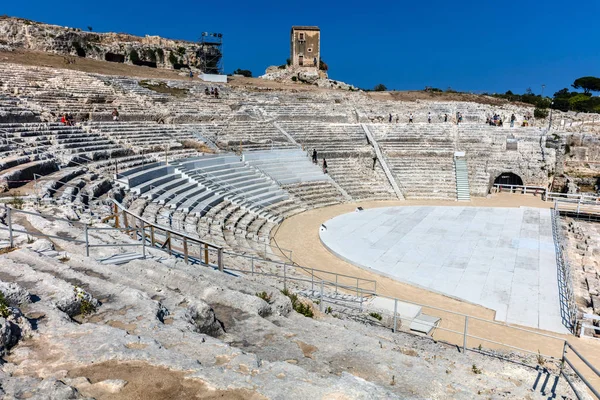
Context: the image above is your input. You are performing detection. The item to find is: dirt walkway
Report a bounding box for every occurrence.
[273,193,600,390]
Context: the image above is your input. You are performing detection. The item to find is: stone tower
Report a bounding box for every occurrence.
[290,26,320,68]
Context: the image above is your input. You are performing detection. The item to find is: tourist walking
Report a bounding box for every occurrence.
[409,113,414,123]
[189,70,194,79]
[112,108,119,121]
[322,158,328,174]
[427,112,432,123]
[312,149,317,164]
[510,113,516,127]
[389,113,392,123]
[444,113,448,123]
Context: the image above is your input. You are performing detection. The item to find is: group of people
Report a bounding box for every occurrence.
[384,112,455,124]
[486,114,503,127]
[60,113,76,126]
[311,149,328,174]
[60,108,120,124]
[204,87,219,98]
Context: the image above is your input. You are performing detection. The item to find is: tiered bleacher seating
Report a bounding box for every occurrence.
[284,181,345,209]
[0,63,149,120]
[369,123,457,199]
[0,94,40,123]
[279,122,370,157]
[259,102,352,122]
[326,157,396,201]
[195,121,296,152]
[0,122,128,164]
[85,121,204,151]
[244,149,326,184]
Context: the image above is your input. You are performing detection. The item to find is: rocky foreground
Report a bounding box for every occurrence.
[0,205,589,399]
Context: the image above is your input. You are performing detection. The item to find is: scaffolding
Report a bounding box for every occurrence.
[199,32,223,75]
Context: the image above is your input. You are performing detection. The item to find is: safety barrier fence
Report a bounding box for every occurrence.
[551,207,578,332]
[492,183,547,197]
[0,203,598,397]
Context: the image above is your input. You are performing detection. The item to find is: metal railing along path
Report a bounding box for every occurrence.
[492,183,547,197]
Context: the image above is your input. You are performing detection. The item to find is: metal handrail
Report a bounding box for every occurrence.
[562,342,600,399]
[551,207,578,332]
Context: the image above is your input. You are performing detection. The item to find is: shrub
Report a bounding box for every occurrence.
[0,292,10,318]
[286,58,291,66]
[369,312,382,321]
[233,68,252,78]
[565,144,571,154]
[177,46,187,55]
[291,76,297,82]
[9,192,24,210]
[168,52,178,66]
[278,64,286,69]
[74,287,96,316]
[256,291,273,303]
[471,364,482,374]
[534,107,548,119]
[374,84,387,92]
[536,350,545,366]
[87,26,93,31]
[281,288,314,318]
[325,306,332,314]
[129,49,140,63]
[319,59,328,71]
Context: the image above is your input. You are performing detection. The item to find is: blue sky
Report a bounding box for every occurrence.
[3,0,599,95]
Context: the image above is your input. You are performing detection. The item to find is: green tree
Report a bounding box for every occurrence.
[569,93,592,111]
[534,108,548,119]
[572,76,600,94]
[319,59,328,71]
[374,84,387,92]
[553,88,570,98]
[233,68,252,77]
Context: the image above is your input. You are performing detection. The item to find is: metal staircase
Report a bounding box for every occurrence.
[454,152,471,201]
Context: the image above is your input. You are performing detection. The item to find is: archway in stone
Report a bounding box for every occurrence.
[494,172,523,186]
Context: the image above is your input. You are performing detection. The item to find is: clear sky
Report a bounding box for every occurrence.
[3,0,599,96]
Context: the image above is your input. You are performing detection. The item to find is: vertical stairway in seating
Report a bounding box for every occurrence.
[454,152,471,201]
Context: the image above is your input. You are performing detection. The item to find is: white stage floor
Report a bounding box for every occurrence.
[319,206,569,334]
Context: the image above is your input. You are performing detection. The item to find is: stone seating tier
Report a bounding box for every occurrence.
[325,157,396,201]
[387,157,456,199]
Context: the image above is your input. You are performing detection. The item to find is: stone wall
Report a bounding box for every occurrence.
[0,16,219,71]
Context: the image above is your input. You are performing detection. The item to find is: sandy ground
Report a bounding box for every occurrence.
[67,361,265,400]
[273,193,600,389]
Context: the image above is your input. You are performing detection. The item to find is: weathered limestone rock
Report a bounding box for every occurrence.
[0,281,30,306]
[297,70,319,84]
[185,300,224,337]
[0,16,212,71]
[56,287,99,318]
[0,307,32,356]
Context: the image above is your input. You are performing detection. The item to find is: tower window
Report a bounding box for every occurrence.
[299,33,305,41]
[307,48,312,53]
